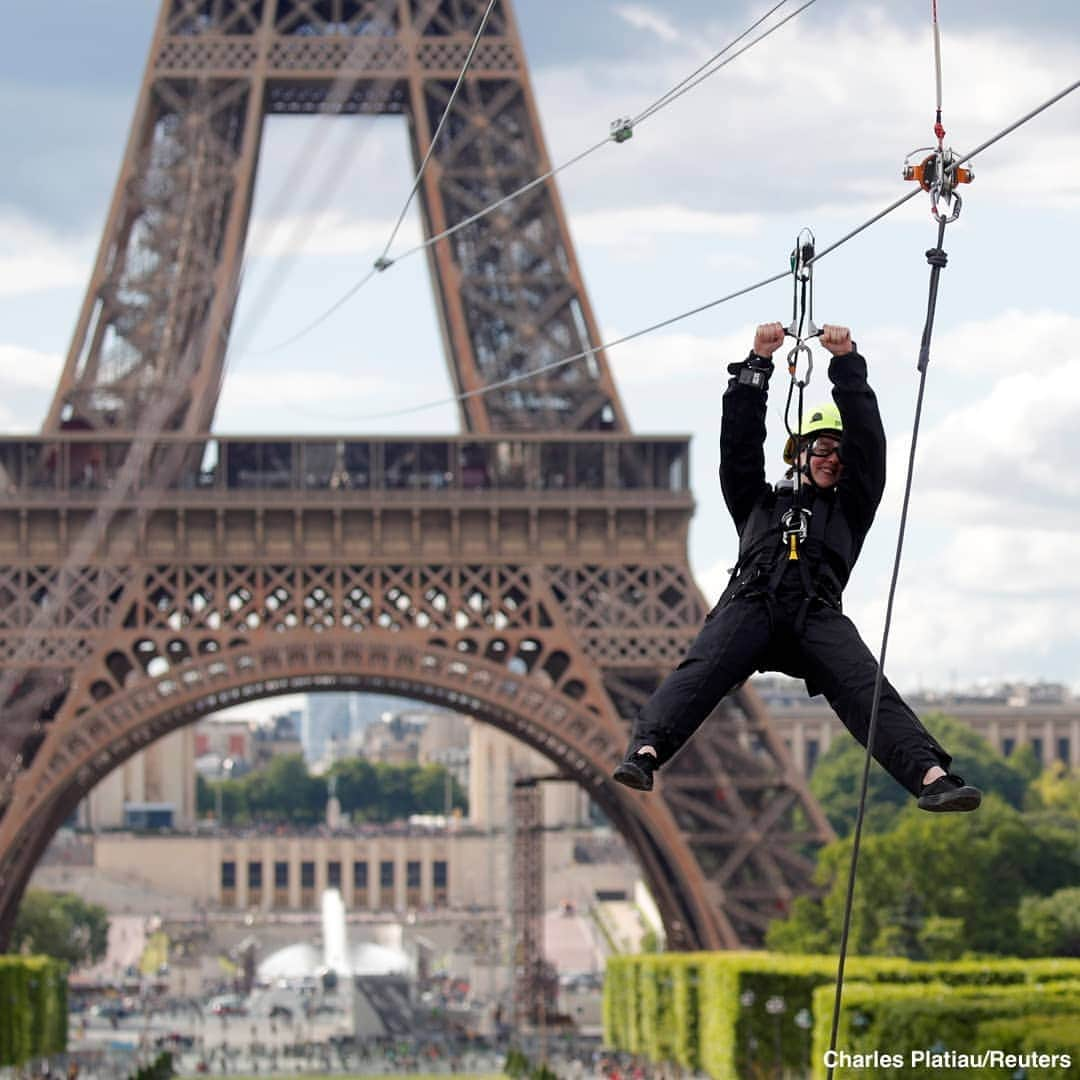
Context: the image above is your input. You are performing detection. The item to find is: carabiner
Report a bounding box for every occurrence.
[781,507,811,561]
[786,341,813,389]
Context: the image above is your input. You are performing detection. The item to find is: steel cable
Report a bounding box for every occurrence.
[257,0,822,352]
[825,215,949,1080]
[354,74,1080,422]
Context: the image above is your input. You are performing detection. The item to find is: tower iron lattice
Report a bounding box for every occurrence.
[0,0,833,949]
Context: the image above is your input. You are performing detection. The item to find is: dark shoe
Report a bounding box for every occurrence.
[613,752,657,792]
[917,774,982,813]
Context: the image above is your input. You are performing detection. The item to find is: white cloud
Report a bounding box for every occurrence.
[665,307,1080,691]
[933,308,1080,375]
[246,209,423,260]
[856,307,1080,533]
[614,5,681,43]
[0,215,92,295]
[0,344,63,390]
[603,325,753,385]
[571,204,761,249]
[220,369,399,407]
[894,354,1080,517]
[1,2,1077,697]
[848,573,1080,693]
[936,526,1080,594]
[845,311,1080,687]
[537,10,1080,217]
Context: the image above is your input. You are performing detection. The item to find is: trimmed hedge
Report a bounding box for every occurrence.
[0,955,67,1065]
[604,952,1080,1079]
[811,980,1080,1079]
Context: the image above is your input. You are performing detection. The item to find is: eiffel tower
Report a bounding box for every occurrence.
[0,0,833,950]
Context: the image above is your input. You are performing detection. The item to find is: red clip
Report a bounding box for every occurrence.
[934,121,946,143]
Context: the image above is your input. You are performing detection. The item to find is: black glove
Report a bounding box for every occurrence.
[729,351,774,390]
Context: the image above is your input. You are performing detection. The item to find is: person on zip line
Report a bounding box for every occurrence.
[613,321,981,813]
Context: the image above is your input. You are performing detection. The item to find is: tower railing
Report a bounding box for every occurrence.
[0,434,692,501]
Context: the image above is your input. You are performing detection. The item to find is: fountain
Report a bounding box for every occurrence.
[321,888,350,978]
[252,889,415,1037]
[256,889,411,983]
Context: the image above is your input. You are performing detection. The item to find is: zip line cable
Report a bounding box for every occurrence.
[825,214,950,1080]
[822,48,1080,1080]
[631,0,818,127]
[249,264,381,356]
[810,75,1080,267]
[629,0,793,126]
[824,3,981,1069]
[824,6,954,1064]
[257,0,400,248]
[378,0,499,263]
[344,71,1080,423]
[1,1,401,773]
[352,267,794,422]
[227,0,405,355]
[809,187,921,264]
[2,0,820,743]
[246,0,497,356]
[399,0,819,262]
[953,74,1080,166]
[254,0,821,354]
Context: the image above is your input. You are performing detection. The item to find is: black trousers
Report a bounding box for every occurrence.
[630,592,950,796]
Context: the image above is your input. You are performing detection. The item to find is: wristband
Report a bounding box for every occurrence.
[738,351,773,389]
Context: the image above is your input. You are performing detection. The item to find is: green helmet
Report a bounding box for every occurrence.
[783,402,843,464]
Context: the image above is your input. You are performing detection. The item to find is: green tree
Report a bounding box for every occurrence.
[220,777,249,822]
[253,754,325,823]
[410,763,467,815]
[766,796,1080,959]
[373,762,416,822]
[12,889,109,968]
[240,769,270,821]
[196,774,213,816]
[1030,763,1080,817]
[1019,887,1080,956]
[205,754,466,825]
[1009,742,1043,786]
[810,713,1029,835]
[326,758,378,818]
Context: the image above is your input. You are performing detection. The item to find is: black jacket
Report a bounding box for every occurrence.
[717,349,886,609]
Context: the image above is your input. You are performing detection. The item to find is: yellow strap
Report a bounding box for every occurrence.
[788,534,799,561]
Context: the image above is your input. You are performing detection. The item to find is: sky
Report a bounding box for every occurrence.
[1,0,1079,699]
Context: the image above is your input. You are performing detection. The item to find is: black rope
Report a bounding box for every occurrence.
[825,215,949,1077]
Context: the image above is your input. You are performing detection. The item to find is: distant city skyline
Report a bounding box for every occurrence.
[215,691,434,763]
[209,676,1077,735]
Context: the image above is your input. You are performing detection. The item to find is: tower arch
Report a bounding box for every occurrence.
[0,634,730,951]
[0,0,836,950]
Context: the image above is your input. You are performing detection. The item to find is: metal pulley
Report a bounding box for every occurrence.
[903,146,973,223]
[785,228,819,387]
[786,228,820,341]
